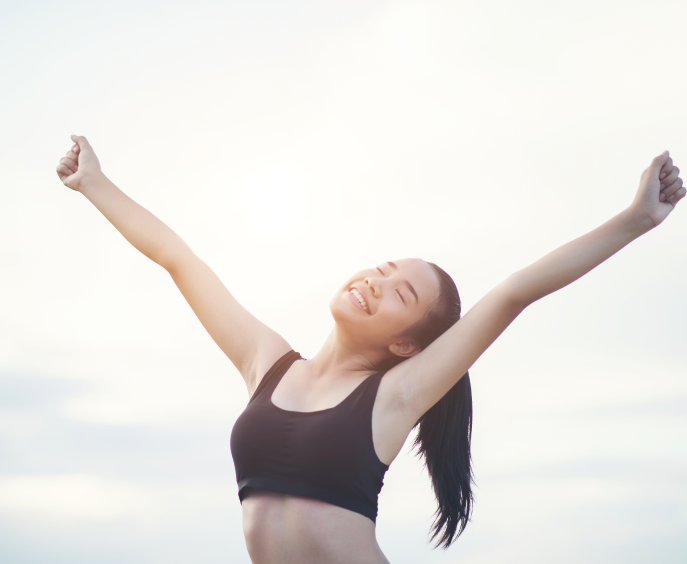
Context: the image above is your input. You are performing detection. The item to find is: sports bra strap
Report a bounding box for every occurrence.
[249,350,302,403]
[342,370,385,413]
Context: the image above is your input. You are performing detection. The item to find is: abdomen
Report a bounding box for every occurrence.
[241,490,389,564]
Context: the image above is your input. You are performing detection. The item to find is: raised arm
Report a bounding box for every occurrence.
[393,151,684,418]
[56,135,291,390]
[507,151,683,306]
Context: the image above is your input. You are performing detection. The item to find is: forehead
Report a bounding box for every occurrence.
[391,258,440,303]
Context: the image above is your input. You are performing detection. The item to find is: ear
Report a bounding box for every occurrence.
[388,339,421,359]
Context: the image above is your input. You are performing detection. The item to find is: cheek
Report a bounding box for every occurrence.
[377,301,420,331]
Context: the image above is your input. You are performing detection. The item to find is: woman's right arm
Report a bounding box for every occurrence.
[56,135,291,391]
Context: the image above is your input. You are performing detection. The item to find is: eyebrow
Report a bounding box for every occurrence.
[387,261,419,304]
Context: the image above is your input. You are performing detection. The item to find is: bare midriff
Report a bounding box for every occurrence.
[241,490,390,564]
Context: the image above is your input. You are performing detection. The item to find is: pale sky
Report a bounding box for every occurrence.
[1,1,686,562]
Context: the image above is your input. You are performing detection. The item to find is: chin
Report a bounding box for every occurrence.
[329,290,352,323]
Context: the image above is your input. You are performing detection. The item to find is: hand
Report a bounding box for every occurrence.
[631,150,685,228]
[56,135,103,194]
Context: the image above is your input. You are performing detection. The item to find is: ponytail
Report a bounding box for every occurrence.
[401,262,474,548]
[413,372,473,548]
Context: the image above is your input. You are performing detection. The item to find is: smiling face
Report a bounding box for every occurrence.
[330,258,441,357]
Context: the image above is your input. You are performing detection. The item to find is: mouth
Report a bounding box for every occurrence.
[349,287,370,314]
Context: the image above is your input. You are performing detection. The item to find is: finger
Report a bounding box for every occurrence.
[60,157,77,173]
[660,165,680,190]
[58,161,75,176]
[65,150,78,161]
[667,186,686,204]
[56,163,74,178]
[72,144,80,154]
[661,177,683,201]
[71,134,92,152]
[649,150,670,178]
[659,156,674,180]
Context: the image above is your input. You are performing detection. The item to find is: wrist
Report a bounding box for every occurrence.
[621,205,655,236]
[79,171,109,199]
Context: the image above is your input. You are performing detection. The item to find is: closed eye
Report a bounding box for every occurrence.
[396,289,406,304]
[377,267,384,275]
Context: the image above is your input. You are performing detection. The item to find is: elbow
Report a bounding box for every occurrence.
[157,241,194,274]
[501,274,534,312]
[154,248,177,273]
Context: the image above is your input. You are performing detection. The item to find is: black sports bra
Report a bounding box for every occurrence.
[230,350,390,522]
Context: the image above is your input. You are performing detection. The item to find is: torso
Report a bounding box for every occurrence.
[234,351,418,564]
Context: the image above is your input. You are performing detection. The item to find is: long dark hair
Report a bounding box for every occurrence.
[381,262,473,549]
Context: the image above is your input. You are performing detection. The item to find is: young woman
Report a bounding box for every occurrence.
[57,135,684,563]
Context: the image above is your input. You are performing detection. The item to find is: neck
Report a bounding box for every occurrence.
[305,325,391,379]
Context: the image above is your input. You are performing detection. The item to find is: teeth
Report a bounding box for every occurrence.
[350,288,368,311]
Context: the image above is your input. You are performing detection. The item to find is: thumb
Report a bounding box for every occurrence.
[648,150,670,177]
[70,134,93,153]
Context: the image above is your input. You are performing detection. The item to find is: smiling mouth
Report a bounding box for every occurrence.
[350,288,370,313]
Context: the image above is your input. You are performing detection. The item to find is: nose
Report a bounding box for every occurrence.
[364,276,381,298]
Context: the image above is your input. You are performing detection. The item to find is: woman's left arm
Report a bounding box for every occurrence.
[508,150,683,306]
[392,151,684,418]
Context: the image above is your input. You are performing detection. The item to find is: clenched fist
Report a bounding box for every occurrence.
[56,135,103,194]
[632,151,685,228]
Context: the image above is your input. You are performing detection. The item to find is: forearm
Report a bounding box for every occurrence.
[81,174,190,269]
[509,207,654,306]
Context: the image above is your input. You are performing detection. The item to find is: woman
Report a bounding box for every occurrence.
[56,136,684,563]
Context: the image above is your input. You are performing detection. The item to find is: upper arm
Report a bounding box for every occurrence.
[387,276,526,420]
[164,248,292,390]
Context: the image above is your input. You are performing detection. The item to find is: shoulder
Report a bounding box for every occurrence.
[244,340,295,397]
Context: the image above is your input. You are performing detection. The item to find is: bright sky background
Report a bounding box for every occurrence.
[1,0,686,562]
